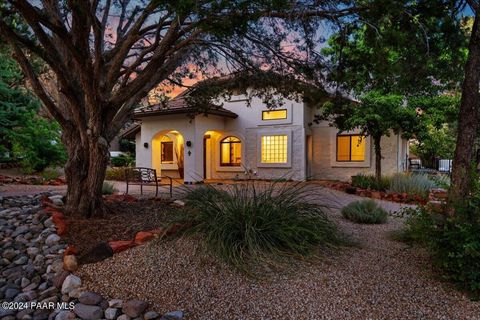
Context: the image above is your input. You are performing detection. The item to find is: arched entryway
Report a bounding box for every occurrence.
[151,130,184,179]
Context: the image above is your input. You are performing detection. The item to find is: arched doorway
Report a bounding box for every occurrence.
[151,130,184,179]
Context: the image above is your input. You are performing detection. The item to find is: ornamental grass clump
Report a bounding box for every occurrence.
[351,174,391,191]
[341,199,388,224]
[175,182,345,273]
[388,173,436,199]
[101,181,117,195]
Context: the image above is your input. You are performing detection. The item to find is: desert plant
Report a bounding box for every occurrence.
[341,199,388,224]
[388,173,436,198]
[351,174,391,191]
[173,182,346,273]
[101,181,118,195]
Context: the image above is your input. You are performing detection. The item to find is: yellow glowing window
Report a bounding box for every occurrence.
[262,109,287,120]
[261,135,288,163]
[220,136,241,166]
[337,135,366,162]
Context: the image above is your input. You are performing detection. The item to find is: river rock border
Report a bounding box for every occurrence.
[1,193,184,320]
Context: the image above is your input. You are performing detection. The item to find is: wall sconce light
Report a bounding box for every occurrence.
[143,142,149,148]
[186,141,192,147]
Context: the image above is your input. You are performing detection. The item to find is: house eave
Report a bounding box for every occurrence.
[133,108,238,119]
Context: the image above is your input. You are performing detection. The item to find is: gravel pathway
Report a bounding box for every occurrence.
[77,186,480,320]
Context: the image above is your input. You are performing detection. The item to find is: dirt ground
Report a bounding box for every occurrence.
[63,198,174,263]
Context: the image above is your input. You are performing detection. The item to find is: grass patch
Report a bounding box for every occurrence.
[172,182,346,274]
[341,199,388,224]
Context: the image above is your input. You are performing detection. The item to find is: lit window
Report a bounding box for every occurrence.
[336,135,366,162]
[261,135,288,163]
[220,136,242,166]
[161,136,173,163]
[262,109,287,120]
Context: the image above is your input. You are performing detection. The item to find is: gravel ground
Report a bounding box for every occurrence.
[77,186,480,320]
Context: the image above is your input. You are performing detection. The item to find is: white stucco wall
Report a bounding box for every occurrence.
[134,94,406,183]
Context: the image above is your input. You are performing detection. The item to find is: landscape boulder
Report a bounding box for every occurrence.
[122,300,148,318]
[73,303,103,320]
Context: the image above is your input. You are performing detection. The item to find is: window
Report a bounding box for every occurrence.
[261,135,288,163]
[262,109,287,120]
[336,135,366,162]
[161,136,174,163]
[220,136,242,166]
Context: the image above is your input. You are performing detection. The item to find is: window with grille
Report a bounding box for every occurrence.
[262,109,287,120]
[261,135,288,163]
[336,135,366,162]
[220,136,242,166]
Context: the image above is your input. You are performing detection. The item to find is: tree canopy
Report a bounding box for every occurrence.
[322,0,468,96]
[318,91,418,179]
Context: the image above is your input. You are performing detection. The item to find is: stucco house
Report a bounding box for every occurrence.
[122,91,409,183]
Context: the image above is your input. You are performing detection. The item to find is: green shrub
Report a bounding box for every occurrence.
[102,181,118,195]
[402,204,480,293]
[105,167,126,181]
[388,173,436,199]
[10,114,66,173]
[351,174,390,191]
[110,154,135,167]
[341,199,388,224]
[174,182,346,273]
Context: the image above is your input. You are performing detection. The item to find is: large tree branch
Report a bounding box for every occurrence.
[107,47,191,137]
[103,1,158,90]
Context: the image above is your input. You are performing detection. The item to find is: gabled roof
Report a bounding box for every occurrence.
[133,97,238,119]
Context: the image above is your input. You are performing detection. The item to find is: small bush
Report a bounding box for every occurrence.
[402,205,480,293]
[40,168,62,180]
[429,174,451,189]
[105,167,126,181]
[174,182,346,273]
[388,173,436,199]
[110,154,135,167]
[341,199,388,224]
[351,174,390,191]
[102,181,118,195]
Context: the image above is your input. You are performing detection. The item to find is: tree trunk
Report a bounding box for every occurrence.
[373,136,382,181]
[63,129,110,218]
[450,12,480,202]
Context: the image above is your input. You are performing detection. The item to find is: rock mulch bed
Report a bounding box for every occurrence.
[77,202,480,319]
[0,194,183,320]
[324,181,446,205]
[60,196,176,262]
[0,175,66,187]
